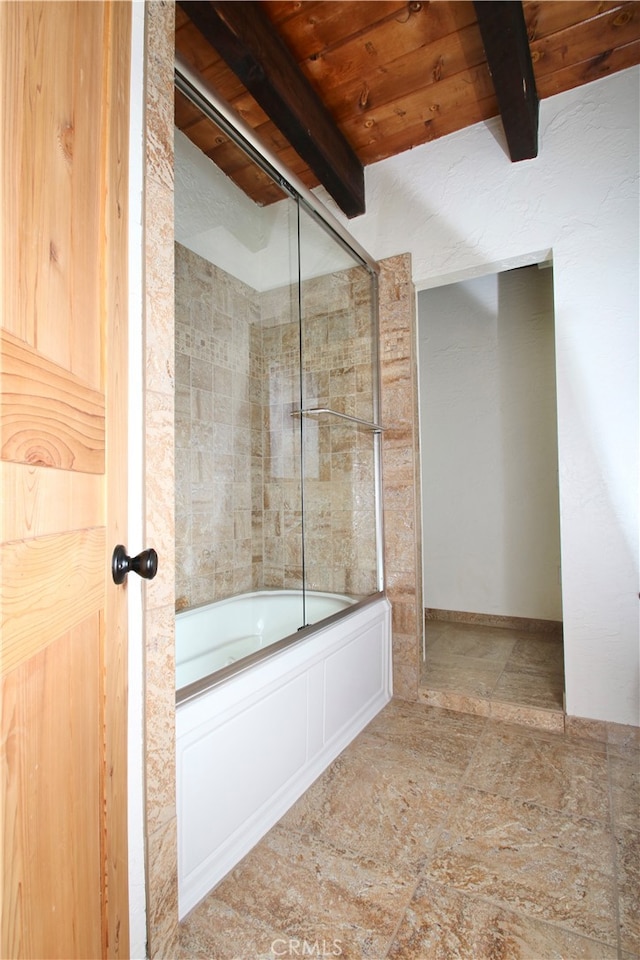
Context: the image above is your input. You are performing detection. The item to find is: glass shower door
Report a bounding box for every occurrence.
[174,70,384,683]
[174,89,306,641]
[297,203,382,617]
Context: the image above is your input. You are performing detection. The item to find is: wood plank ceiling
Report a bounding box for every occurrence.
[175,1,640,216]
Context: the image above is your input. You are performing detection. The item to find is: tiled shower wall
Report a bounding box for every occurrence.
[175,243,378,610]
[259,282,304,591]
[298,271,378,598]
[175,243,261,607]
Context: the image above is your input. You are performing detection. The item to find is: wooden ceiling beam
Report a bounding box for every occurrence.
[473,1,539,161]
[177,0,365,217]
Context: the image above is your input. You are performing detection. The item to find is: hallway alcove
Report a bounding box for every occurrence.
[417,263,565,730]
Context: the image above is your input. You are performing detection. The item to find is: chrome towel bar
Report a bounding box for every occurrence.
[292,407,385,433]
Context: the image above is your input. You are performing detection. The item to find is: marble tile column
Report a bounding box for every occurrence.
[378,254,423,701]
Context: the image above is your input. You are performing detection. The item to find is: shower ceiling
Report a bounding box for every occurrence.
[175,0,640,216]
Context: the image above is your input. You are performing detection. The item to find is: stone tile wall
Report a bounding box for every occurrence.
[378,254,423,701]
[175,243,261,607]
[143,2,179,957]
[299,271,378,598]
[175,246,379,609]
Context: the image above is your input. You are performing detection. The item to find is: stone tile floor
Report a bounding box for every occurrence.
[179,697,639,959]
[420,620,566,732]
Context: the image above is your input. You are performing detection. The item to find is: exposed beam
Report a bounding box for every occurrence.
[473,1,539,161]
[177,0,366,218]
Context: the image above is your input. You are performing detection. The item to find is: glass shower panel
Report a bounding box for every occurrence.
[174,93,305,637]
[297,204,380,603]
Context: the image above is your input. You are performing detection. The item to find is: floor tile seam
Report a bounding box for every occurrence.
[607,744,640,833]
[606,746,625,960]
[358,729,491,787]
[411,873,622,956]
[377,873,424,960]
[492,660,564,683]
[456,714,495,790]
[606,740,640,760]
[421,863,619,950]
[190,835,424,959]
[613,822,640,843]
[520,738,612,772]
[611,837,625,960]
[480,715,592,747]
[490,663,565,688]
[428,633,518,652]
[419,684,494,710]
[615,832,640,959]
[487,687,565,713]
[484,650,511,701]
[502,656,566,679]
[428,618,562,637]
[179,893,290,953]
[345,725,462,764]
[408,739,491,873]
[270,820,426,890]
[425,651,511,671]
[271,764,473,894]
[447,781,619,837]
[267,823,446,956]
[372,696,491,727]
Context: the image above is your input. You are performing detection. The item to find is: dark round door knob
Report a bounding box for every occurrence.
[112,545,158,585]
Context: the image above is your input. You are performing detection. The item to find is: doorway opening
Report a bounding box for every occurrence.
[417,262,564,728]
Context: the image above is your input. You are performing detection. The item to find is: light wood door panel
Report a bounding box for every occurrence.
[1,2,105,383]
[1,528,105,675]
[1,2,131,957]
[1,330,105,473]
[0,462,101,542]
[2,622,103,960]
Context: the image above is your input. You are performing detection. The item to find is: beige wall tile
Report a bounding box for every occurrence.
[175,252,381,608]
[144,2,178,956]
[146,817,180,960]
[379,254,422,701]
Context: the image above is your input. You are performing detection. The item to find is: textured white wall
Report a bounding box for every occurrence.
[318,67,640,726]
[418,267,562,621]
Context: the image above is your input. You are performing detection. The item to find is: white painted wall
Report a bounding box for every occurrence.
[418,267,562,621]
[318,67,640,727]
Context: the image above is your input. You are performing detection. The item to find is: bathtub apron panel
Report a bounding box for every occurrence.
[176,596,391,918]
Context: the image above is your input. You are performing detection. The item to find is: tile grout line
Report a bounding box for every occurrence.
[606,742,625,960]
[380,711,494,958]
[486,636,518,703]
[379,874,424,960]
[414,718,621,956]
[401,877,623,959]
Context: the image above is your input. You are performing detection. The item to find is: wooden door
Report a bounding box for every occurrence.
[1,3,131,957]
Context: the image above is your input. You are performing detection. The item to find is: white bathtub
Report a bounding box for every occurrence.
[176,589,355,691]
[176,592,392,918]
